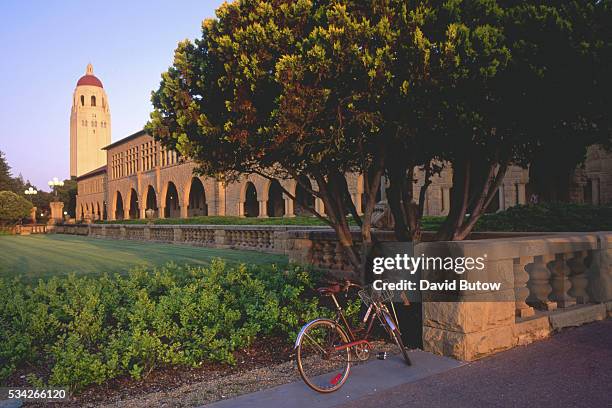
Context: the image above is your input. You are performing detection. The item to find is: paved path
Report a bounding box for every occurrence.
[204,350,463,408]
[340,319,612,408]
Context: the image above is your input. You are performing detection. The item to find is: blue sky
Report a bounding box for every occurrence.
[0,0,220,190]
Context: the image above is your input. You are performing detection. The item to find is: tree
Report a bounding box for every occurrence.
[0,191,32,226]
[148,0,409,278]
[0,151,16,192]
[148,0,611,278]
[54,177,78,217]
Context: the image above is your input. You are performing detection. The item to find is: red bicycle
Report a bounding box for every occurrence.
[295,279,411,393]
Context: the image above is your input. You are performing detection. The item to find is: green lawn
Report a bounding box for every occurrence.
[0,234,287,280]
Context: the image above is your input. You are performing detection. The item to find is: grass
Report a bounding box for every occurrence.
[0,234,287,280]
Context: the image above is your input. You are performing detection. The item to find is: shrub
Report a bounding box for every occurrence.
[0,260,325,392]
[474,203,612,232]
[0,191,32,226]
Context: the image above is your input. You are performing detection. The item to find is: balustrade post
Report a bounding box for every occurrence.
[526,254,557,310]
[548,253,576,308]
[568,251,590,304]
[514,256,535,318]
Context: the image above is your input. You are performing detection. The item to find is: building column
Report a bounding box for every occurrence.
[592,179,600,205]
[315,198,325,215]
[352,193,362,215]
[258,200,268,218]
[498,184,506,211]
[442,187,451,215]
[380,175,387,202]
[238,201,245,217]
[284,197,295,217]
[158,206,166,219]
[517,183,526,205]
[140,206,146,219]
[180,204,188,219]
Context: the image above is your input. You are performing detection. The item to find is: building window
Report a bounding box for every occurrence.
[91,96,96,107]
[80,95,84,106]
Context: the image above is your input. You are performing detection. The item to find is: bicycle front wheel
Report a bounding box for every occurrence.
[296,319,351,393]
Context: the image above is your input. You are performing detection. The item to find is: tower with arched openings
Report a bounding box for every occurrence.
[70,63,111,177]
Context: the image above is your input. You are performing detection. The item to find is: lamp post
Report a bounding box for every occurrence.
[24,187,38,223]
[47,177,65,224]
[48,177,64,199]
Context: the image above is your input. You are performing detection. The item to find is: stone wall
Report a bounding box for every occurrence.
[418,232,612,360]
[53,224,611,361]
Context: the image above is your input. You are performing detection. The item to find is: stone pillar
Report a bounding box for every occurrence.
[238,202,245,217]
[592,179,600,205]
[30,206,37,224]
[498,184,506,211]
[180,205,188,219]
[315,198,325,215]
[352,193,363,215]
[526,255,557,310]
[517,183,526,205]
[567,251,589,304]
[258,200,268,218]
[140,206,146,220]
[49,202,64,225]
[284,198,295,217]
[548,253,576,308]
[514,256,535,318]
[217,182,226,216]
[158,206,166,219]
[380,175,387,201]
[442,187,450,215]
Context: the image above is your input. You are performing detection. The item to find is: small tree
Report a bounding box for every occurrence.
[0,191,32,226]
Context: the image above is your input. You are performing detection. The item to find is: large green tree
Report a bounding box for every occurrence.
[148,0,611,277]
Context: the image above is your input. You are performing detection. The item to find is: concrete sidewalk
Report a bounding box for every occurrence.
[203,349,463,408]
[339,319,612,408]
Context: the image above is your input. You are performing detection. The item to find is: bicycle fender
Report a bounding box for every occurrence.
[382,311,397,332]
[294,318,338,349]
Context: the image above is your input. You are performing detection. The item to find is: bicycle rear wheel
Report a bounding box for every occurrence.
[296,319,351,393]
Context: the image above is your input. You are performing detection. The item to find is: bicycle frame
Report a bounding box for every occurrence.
[327,292,394,352]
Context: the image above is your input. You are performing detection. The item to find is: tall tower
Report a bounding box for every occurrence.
[70,63,111,177]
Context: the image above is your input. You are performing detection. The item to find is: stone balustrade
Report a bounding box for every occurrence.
[46,224,612,361]
[5,224,49,235]
[417,232,612,361]
[53,223,330,254]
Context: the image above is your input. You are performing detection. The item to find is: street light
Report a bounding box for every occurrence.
[24,187,38,199]
[48,177,64,199]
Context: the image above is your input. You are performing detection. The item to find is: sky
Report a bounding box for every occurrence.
[0,0,221,190]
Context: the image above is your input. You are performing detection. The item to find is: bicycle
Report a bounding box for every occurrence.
[295,279,411,393]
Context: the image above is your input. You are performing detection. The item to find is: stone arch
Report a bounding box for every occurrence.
[164,181,180,218]
[187,177,208,216]
[266,179,285,217]
[295,176,315,216]
[242,181,259,217]
[128,188,140,219]
[114,191,124,220]
[144,185,158,218]
[96,202,101,220]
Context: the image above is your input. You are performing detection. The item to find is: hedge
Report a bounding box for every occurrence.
[0,261,330,392]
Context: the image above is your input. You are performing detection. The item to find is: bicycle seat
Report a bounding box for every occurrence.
[317,284,341,295]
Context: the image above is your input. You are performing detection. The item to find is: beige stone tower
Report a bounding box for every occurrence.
[70,63,111,177]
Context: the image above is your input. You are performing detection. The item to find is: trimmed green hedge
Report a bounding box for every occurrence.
[0,261,328,392]
[474,203,612,232]
[96,203,610,232]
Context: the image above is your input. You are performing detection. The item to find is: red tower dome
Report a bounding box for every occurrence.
[76,63,103,88]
